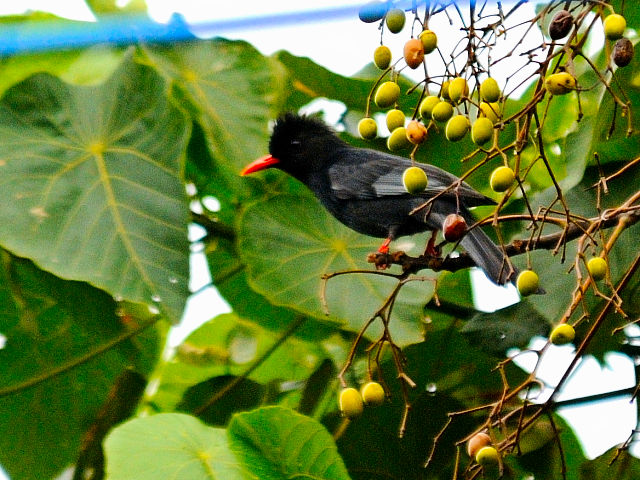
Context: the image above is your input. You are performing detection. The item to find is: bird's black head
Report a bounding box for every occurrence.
[240,113,347,180]
[270,113,346,176]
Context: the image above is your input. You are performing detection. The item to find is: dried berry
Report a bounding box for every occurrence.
[404,38,425,69]
[549,10,573,40]
[405,120,428,144]
[442,214,467,242]
[613,38,634,67]
[467,432,492,458]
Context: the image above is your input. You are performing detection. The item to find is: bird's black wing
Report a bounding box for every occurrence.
[328,147,494,207]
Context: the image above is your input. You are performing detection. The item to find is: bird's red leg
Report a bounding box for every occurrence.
[425,230,440,256]
[378,237,392,254]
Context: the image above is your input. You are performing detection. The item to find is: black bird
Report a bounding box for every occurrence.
[241,113,515,285]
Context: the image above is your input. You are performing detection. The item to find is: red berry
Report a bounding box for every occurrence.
[442,214,467,242]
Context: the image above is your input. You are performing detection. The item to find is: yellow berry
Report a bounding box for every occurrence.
[480,77,501,103]
[475,446,499,466]
[603,13,626,40]
[402,166,428,194]
[445,115,470,142]
[419,29,438,54]
[375,81,400,108]
[406,120,428,144]
[361,381,385,407]
[439,80,451,100]
[385,8,405,33]
[374,45,392,69]
[489,166,515,192]
[448,77,469,104]
[404,38,424,69]
[517,270,539,297]
[339,387,364,419]
[467,432,492,458]
[550,324,575,346]
[431,101,454,122]
[386,109,405,132]
[471,117,494,145]
[387,127,410,151]
[358,118,377,140]
[479,102,501,124]
[419,95,440,119]
[587,257,608,281]
[545,72,576,95]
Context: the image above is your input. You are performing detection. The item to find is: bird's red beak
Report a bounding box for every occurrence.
[240,154,280,175]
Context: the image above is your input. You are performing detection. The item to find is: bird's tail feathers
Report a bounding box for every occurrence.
[459,225,517,286]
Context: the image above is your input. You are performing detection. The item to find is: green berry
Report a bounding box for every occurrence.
[358,118,377,139]
[385,8,405,33]
[386,109,405,132]
[471,117,494,145]
[431,101,454,122]
[406,120,428,144]
[339,387,364,419]
[402,166,428,194]
[445,115,470,142]
[375,81,400,108]
[550,324,575,346]
[361,381,385,407]
[475,446,499,466]
[545,72,576,95]
[587,257,607,281]
[603,13,626,40]
[448,77,469,104]
[479,101,501,124]
[480,77,501,103]
[419,96,440,119]
[517,270,539,297]
[419,29,438,54]
[387,127,410,151]
[489,166,515,192]
[374,45,392,69]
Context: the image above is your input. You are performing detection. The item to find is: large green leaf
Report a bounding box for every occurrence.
[238,194,434,346]
[0,252,161,480]
[104,413,249,480]
[0,53,191,322]
[150,313,326,411]
[579,448,640,479]
[138,39,285,172]
[228,406,351,480]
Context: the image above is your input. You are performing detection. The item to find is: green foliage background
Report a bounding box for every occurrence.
[0,2,638,479]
